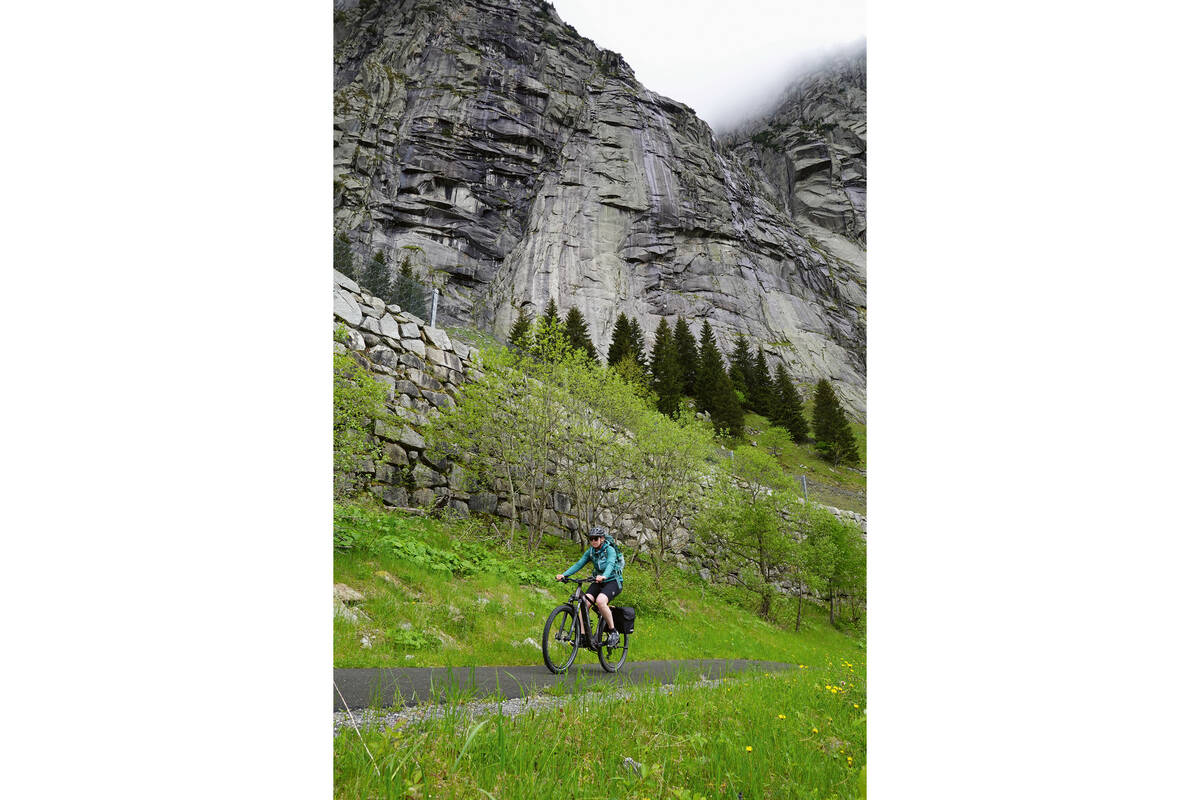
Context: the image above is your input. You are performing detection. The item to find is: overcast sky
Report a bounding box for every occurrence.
[549,0,865,132]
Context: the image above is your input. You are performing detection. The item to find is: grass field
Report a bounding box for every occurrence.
[728,412,866,515]
[334,505,863,670]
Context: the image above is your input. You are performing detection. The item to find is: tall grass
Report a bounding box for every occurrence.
[334,661,866,799]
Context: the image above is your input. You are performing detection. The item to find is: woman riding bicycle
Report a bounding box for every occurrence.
[556,526,623,647]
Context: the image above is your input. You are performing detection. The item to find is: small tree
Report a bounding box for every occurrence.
[624,409,712,579]
[426,337,571,551]
[694,322,743,437]
[694,321,720,414]
[612,353,651,397]
[555,358,646,542]
[388,254,426,317]
[333,233,356,279]
[727,334,753,400]
[709,366,744,438]
[508,305,532,345]
[533,313,568,360]
[607,313,634,366]
[360,249,391,298]
[798,504,866,626]
[695,445,801,618]
[627,317,647,371]
[542,298,560,330]
[333,349,387,498]
[771,363,809,443]
[649,317,682,416]
[673,318,699,397]
[563,306,598,361]
[811,379,860,466]
[748,347,773,416]
[758,425,791,459]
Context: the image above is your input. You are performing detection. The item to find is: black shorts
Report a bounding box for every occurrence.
[585,581,621,604]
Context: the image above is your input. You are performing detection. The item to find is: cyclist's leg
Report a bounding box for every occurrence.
[595,587,617,632]
[582,593,596,640]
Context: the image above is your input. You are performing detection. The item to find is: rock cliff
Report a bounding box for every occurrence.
[334,0,866,416]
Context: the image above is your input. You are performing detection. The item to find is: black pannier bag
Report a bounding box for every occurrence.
[612,606,636,634]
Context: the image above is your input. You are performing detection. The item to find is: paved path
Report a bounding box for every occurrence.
[334,659,797,710]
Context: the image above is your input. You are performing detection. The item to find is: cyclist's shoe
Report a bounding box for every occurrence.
[606,631,620,647]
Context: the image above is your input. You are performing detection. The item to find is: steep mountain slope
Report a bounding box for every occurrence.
[722,43,866,274]
[333,0,866,415]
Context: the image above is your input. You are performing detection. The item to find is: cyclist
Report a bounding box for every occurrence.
[556,526,623,647]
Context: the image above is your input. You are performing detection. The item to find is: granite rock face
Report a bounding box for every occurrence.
[334,0,866,416]
[722,44,867,250]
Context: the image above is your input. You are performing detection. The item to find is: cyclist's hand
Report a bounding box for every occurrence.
[595,574,606,582]
[555,573,565,582]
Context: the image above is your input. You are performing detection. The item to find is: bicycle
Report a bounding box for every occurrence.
[541,577,630,674]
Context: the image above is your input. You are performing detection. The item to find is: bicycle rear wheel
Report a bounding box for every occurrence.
[541,605,579,674]
[597,630,629,672]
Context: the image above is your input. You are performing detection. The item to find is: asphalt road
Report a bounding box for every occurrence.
[334,659,797,710]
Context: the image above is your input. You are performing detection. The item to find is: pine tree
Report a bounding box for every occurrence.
[361,250,391,298]
[811,378,859,466]
[388,254,426,316]
[748,347,773,416]
[710,366,744,438]
[673,318,699,397]
[649,318,683,416]
[772,363,809,443]
[695,321,720,414]
[628,317,647,370]
[563,306,598,361]
[727,334,753,400]
[607,313,633,366]
[535,302,562,352]
[333,233,356,279]
[508,305,532,345]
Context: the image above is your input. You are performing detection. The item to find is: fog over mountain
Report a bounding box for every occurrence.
[547,0,866,132]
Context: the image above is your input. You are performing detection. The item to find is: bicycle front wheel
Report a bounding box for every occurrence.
[597,631,629,672]
[542,605,579,674]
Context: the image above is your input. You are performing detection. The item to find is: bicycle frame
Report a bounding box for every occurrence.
[559,578,605,649]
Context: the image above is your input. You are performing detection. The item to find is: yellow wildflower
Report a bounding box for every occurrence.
[778,714,786,719]
[811,728,819,734]
[746,746,753,752]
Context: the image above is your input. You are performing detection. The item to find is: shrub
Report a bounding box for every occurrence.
[333,353,387,498]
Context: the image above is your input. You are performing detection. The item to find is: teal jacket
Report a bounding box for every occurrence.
[564,543,623,589]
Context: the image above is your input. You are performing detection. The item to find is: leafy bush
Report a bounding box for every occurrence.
[333,353,387,498]
[385,628,442,652]
[334,505,552,584]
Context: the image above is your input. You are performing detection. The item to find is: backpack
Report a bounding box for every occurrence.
[599,532,624,581]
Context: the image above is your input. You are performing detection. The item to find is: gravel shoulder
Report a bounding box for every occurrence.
[334,658,797,711]
[334,671,733,735]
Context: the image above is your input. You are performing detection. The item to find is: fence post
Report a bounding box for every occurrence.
[801,474,808,502]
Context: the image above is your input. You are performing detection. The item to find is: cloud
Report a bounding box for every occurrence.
[548,0,866,130]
